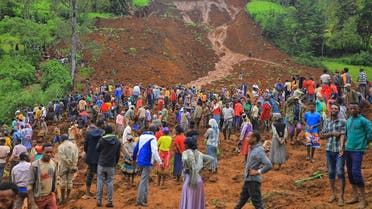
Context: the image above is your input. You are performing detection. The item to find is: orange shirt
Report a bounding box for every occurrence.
[303,80,315,95]
[234,102,243,116]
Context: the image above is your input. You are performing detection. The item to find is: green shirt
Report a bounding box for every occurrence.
[346,115,372,152]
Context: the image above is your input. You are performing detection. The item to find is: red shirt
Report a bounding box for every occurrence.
[260,103,271,120]
[171,91,177,102]
[157,99,164,111]
[136,98,143,108]
[155,131,163,141]
[303,80,315,95]
[213,104,220,115]
[234,102,243,116]
[174,134,186,153]
[100,102,110,113]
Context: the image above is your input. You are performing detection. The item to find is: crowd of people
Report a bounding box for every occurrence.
[0,67,371,209]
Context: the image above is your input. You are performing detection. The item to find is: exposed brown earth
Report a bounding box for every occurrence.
[62,0,371,208]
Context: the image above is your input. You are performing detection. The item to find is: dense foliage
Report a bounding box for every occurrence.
[246,0,372,60]
[0,0,153,123]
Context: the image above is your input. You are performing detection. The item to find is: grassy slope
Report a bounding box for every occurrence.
[246,1,286,15]
[322,61,372,81]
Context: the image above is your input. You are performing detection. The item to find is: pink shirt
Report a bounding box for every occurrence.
[116,114,124,126]
[11,144,27,160]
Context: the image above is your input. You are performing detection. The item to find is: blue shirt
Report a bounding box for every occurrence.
[115,87,122,98]
[346,115,372,152]
[304,111,321,133]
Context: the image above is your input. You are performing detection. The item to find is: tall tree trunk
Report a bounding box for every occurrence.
[71,0,77,90]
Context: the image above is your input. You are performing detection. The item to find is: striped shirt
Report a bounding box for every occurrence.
[322,118,346,152]
[357,72,367,85]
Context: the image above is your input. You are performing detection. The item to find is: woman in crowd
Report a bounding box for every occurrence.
[270,115,287,170]
[204,118,219,173]
[179,137,214,209]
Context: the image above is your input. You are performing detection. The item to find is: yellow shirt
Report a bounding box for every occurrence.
[4,137,11,148]
[158,135,172,152]
[165,90,170,97]
[34,110,41,120]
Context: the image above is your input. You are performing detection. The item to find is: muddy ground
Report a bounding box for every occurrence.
[63,0,372,208]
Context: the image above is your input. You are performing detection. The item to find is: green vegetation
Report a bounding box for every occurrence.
[130,47,137,54]
[246,0,372,68]
[246,1,286,16]
[322,60,372,80]
[133,0,150,7]
[0,0,127,124]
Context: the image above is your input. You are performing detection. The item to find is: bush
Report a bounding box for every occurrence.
[340,51,372,66]
[133,0,150,7]
[294,55,327,70]
[0,55,36,86]
[41,59,71,90]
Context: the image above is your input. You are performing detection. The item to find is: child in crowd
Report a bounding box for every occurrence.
[157,127,172,186]
[121,135,137,187]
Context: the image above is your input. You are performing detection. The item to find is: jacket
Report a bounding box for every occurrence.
[84,126,104,165]
[96,134,121,167]
[133,132,162,167]
[244,143,272,183]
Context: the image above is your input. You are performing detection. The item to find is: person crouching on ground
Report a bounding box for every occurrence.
[234,131,273,209]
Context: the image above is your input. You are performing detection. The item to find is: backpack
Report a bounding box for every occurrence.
[346,74,352,84]
[334,74,344,87]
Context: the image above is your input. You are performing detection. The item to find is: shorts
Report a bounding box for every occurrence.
[222,119,233,129]
[305,132,320,149]
[288,122,302,134]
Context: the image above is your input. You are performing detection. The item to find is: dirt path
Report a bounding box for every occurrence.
[173,0,281,88]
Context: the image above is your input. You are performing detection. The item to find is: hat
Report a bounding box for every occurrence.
[162,127,170,134]
[344,83,351,88]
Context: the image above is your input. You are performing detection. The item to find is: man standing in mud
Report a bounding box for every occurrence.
[84,120,105,198]
[234,131,272,209]
[133,124,163,207]
[28,143,58,209]
[344,103,372,209]
[57,134,79,205]
[321,104,346,206]
[96,125,121,207]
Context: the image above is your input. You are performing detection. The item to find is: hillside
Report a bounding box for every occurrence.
[57,0,372,209]
[81,0,322,89]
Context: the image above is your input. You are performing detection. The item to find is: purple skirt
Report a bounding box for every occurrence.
[180,174,205,209]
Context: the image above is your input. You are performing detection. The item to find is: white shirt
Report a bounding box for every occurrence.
[122,125,132,144]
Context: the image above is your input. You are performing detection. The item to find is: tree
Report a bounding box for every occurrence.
[335,0,358,30]
[357,0,372,50]
[71,0,77,89]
